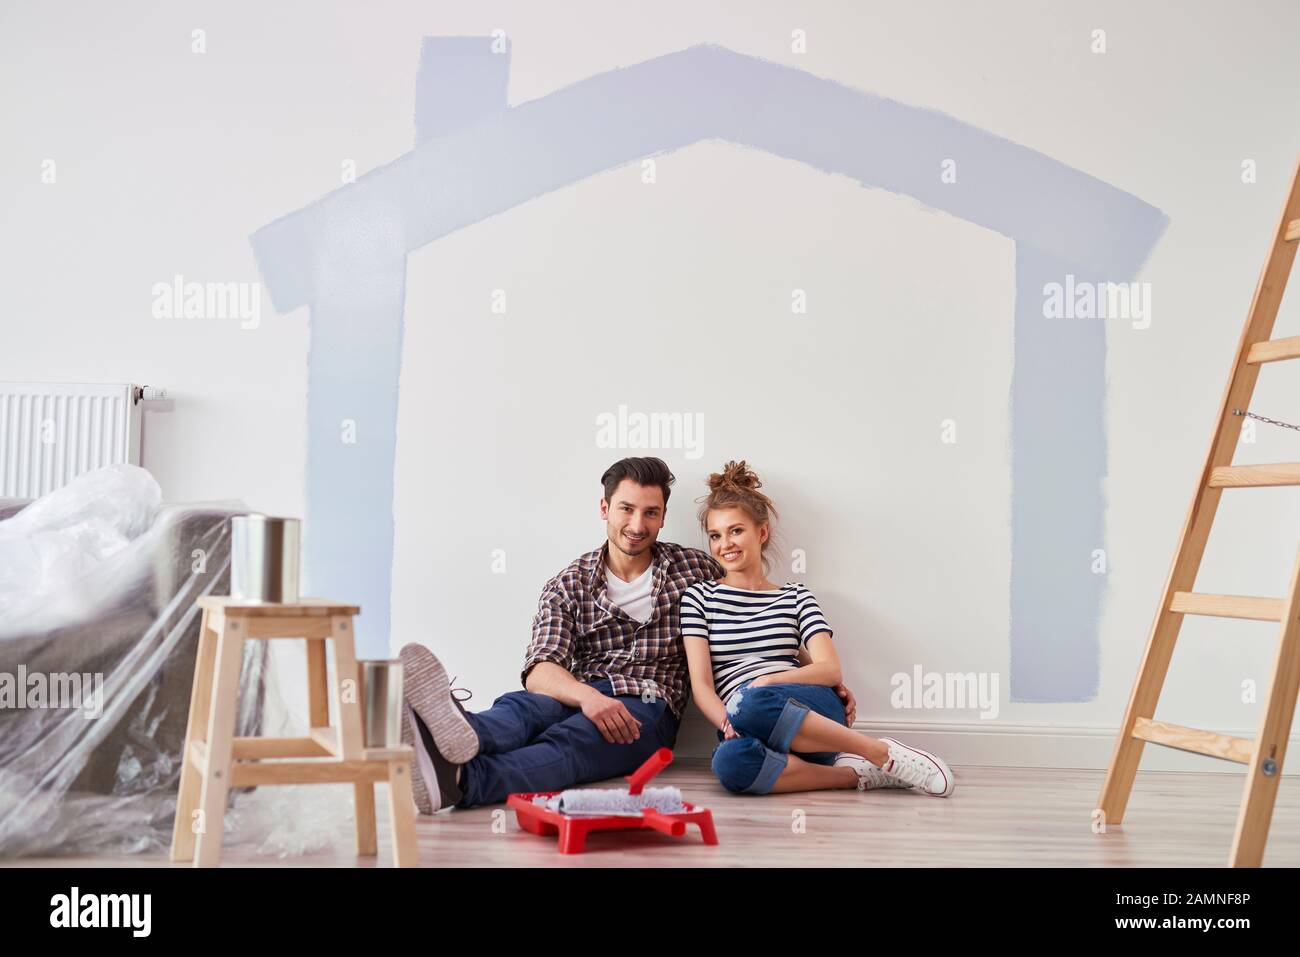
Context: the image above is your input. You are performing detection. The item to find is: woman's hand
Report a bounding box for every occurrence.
[835,682,857,725]
[746,674,773,689]
[722,717,739,739]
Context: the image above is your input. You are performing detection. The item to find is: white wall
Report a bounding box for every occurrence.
[391,143,1017,731]
[5,0,1300,769]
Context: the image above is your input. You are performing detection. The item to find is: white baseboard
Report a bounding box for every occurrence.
[670,708,1296,775]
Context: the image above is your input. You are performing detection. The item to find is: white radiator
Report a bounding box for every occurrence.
[0,382,143,499]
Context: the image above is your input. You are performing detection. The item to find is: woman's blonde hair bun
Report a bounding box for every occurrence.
[707,459,763,494]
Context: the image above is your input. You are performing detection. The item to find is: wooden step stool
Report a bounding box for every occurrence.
[169,597,419,867]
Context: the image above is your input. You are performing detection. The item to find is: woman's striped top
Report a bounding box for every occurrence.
[679,580,833,705]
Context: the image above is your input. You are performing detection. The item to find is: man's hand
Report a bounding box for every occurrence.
[835,683,857,725]
[580,690,642,744]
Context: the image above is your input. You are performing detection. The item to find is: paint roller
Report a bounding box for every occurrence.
[531,747,686,816]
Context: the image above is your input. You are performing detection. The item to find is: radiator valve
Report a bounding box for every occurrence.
[134,385,170,403]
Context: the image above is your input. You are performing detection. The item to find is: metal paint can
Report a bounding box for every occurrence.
[230,515,301,603]
[360,660,404,748]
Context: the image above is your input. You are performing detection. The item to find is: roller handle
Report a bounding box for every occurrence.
[625,747,673,795]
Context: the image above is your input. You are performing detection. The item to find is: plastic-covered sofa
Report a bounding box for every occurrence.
[0,470,268,857]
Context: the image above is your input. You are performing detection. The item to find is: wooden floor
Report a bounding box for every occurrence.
[9,761,1300,867]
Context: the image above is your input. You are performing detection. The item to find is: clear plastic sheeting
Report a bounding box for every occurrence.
[0,465,289,857]
[0,464,160,621]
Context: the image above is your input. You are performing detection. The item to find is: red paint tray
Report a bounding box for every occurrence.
[507,747,718,854]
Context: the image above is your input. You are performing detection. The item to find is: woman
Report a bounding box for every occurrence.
[681,460,956,797]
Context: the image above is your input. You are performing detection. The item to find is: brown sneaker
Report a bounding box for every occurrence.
[399,703,434,815]
[398,644,479,763]
[402,704,465,814]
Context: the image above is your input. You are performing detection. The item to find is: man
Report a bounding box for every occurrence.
[399,456,858,812]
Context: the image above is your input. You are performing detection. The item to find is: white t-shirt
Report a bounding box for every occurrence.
[605,564,655,623]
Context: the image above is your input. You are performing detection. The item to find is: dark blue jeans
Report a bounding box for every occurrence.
[710,681,845,794]
[455,679,680,807]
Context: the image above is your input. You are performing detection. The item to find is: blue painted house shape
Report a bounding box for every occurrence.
[250,38,1167,700]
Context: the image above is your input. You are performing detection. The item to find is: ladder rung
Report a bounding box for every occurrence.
[1132,717,1253,763]
[1170,591,1286,621]
[1209,463,1300,488]
[1286,218,1300,242]
[1247,335,1300,364]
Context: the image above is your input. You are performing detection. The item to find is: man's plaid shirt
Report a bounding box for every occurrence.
[521,540,723,719]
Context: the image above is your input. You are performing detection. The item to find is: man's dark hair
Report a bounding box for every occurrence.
[600,457,675,506]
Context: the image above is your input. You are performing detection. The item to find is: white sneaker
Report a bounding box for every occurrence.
[878,737,955,796]
[834,752,913,790]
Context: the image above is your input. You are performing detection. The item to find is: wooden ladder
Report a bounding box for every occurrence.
[1098,155,1300,867]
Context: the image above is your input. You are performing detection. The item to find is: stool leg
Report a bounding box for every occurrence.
[306,637,329,729]
[387,760,419,867]
[193,621,246,868]
[330,615,365,759]
[354,781,378,856]
[170,608,217,862]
